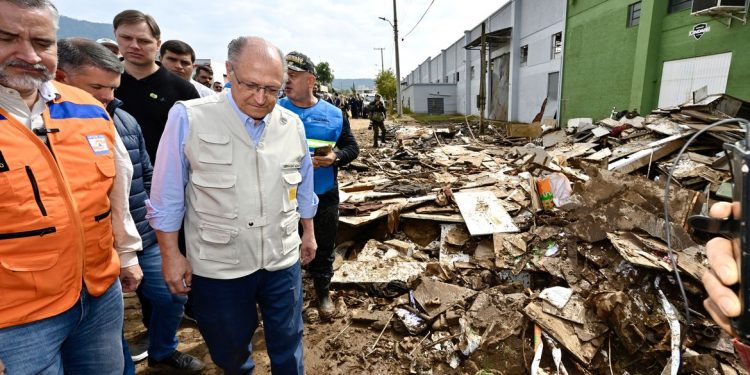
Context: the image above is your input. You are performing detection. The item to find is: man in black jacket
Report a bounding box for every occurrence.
[112,10,200,162]
[279,51,359,318]
[56,38,204,374]
[369,94,387,147]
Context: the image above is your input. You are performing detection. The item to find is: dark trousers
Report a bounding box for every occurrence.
[192,263,304,375]
[372,121,386,147]
[307,200,339,291]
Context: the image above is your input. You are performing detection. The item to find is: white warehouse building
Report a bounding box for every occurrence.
[402,0,565,123]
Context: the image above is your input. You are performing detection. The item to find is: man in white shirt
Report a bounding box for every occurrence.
[159,39,214,98]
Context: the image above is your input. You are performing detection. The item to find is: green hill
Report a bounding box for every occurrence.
[58,15,113,40]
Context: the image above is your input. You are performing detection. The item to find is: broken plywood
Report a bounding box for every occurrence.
[524,302,604,365]
[412,277,478,320]
[606,232,673,271]
[453,191,519,236]
[331,261,426,284]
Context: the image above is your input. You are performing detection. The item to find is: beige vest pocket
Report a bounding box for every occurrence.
[198,223,239,264]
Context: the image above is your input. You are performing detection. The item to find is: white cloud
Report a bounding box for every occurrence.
[53,0,507,80]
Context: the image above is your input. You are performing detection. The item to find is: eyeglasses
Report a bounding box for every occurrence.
[230,65,282,98]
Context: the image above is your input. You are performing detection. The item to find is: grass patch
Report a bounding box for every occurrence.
[409,113,479,124]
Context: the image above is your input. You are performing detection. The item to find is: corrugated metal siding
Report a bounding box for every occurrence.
[657,52,732,108]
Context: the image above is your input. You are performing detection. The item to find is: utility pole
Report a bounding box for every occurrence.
[393,0,403,117]
[479,22,487,134]
[373,47,385,74]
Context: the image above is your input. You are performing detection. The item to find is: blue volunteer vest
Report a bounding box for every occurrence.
[278,98,342,195]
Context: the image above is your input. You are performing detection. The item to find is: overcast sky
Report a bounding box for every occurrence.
[52,0,508,80]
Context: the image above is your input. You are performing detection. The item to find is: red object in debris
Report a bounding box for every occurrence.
[734,339,750,371]
[609,124,633,138]
[442,185,454,200]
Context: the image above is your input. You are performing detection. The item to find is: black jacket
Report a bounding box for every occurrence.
[107,98,156,250]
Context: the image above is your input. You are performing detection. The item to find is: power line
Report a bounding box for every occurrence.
[401,0,435,41]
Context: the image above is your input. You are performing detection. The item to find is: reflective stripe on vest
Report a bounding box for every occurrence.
[278,98,342,195]
[0,81,118,329]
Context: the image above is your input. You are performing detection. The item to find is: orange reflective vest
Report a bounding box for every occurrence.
[0,82,119,329]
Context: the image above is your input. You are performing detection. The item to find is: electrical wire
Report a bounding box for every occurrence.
[401,0,435,41]
[663,117,750,368]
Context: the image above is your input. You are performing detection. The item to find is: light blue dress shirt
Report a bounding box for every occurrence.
[147,92,318,232]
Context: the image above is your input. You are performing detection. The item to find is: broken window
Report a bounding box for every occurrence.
[551,32,562,60]
[520,45,529,66]
[628,2,641,27]
[470,66,476,79]
[668,0,692,13]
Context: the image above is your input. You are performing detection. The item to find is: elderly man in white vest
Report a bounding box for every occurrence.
[147,36,318,374]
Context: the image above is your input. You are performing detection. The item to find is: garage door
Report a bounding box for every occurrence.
[427,98,444,114]
[657,52,732,108]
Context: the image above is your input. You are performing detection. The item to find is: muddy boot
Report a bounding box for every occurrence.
[314,279,334,319]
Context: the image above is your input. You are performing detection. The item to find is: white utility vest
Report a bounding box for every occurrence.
[182,94,307,279]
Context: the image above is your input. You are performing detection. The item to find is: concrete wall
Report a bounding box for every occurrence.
[402,84,458,114]
[517,0,565,122]
[402,0,565,120]
[561,0,750,124]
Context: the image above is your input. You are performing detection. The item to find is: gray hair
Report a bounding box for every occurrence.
[227,36,287,83]
[3,0,59,28]
[57,38,124,74]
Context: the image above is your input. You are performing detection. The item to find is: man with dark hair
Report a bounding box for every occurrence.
[0,1,142,373]
[112,9,203,371]
[194,64,213,87]
[212,80,223,92]
[160,39,213,98]
[55,37,204,374]
[279,51,359,318]
[113,10,199,162]
[149,36,318,374]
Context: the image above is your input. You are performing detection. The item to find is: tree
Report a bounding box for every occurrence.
[315,62,334,88]
[350,83,357,95]
[375,69,397,103]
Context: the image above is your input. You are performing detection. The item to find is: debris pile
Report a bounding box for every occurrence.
[310,100,750,374]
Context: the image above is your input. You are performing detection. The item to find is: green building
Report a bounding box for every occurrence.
[561,0,750,124]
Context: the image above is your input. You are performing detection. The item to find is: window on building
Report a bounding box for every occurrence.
[520,45,529,66]
[445,75,449,83]
[471,66,476,79]
[551,33,562,59]
[668,0,692,13]
[548,72,560,101]
[628,2,641,27]
[455,72,460,82]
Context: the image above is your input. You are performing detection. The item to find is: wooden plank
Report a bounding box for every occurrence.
[507,123,542,138]
[400,212,464,223]
[453,191,519,236]
[608,138,686,174]
[339,199,409,227]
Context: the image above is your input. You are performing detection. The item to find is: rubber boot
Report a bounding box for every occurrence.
[314,278,334,319]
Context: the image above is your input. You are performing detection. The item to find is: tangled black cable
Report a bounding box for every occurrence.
[663,117,750,369]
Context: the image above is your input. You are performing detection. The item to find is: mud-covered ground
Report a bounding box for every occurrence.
[127,118,457,375]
